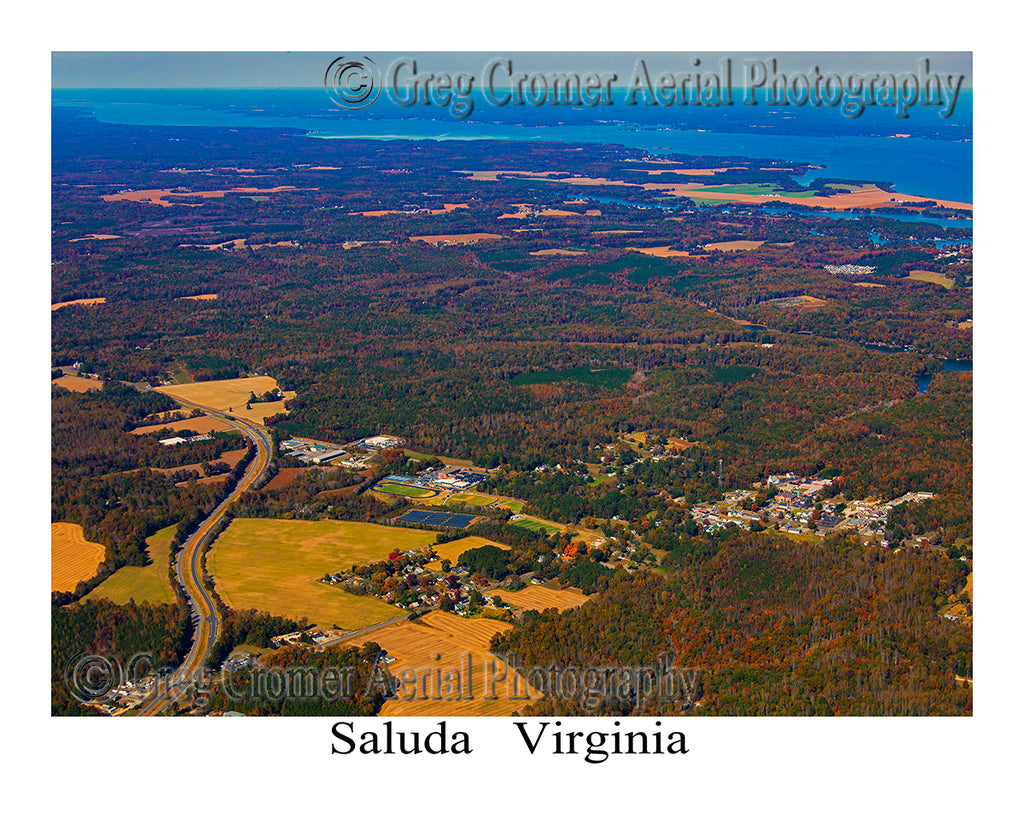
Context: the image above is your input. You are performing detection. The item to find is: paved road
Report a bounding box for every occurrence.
[136,395,273,716]
[313,613,418,651]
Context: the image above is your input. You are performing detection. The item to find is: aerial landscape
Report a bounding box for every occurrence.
[51,52,973,720]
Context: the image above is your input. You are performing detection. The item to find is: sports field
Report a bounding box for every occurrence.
[207,519,437,630]
[85,525,176,605]
[348,611,542,716]
[154,376,297,424]
[445,493,493,506]
[52,522,105,592]
[510,517,560,535]
[374,481,437,498]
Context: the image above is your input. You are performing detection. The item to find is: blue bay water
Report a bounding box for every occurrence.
[52,88,972,205]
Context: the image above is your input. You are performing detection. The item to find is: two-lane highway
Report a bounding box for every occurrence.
[136,398,273,716]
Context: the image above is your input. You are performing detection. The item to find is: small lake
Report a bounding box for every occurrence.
[916,358,973,393]
[861,343,972,393]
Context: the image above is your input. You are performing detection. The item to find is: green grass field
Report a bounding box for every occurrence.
[906,269,954,289]
[403,449,474,468]
[85,525,177,605]
[511,518,560,535]
[207,519,438,629]
[375,481,435,498]
[697,183,817,197]
[446,493,494,506]
[777,529,823,544]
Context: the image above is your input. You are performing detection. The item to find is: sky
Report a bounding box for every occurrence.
[52,51,972,89]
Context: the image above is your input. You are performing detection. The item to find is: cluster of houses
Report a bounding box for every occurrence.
[684,473,935,543]
[270,628,336,647]
[88,677,155,715]
[320,549,514,617]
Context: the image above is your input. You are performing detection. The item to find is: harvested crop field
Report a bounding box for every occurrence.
[348,611,541,716]
[356,203,467,216]
[207,519,437,630]
[130,415,236,436]
[177,293,218,301]
[51,297,106,310]
[69,233,121,242]
[263,467,305,491]
[154,376,296,423]
[499,585,589,613]
[101,186,303,207]
[52,522,105,592]
[704,240,765,252]
[85,525,176,605]
[428,536,511,568]
[907,269,954,289]
[411,233,503,246]
[625,245,692,258]
[52,375,104,392]
[667,436,698,452]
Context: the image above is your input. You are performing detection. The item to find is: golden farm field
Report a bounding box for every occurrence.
[207,519,437,630]
[51,297,106,310]
[704,240,765,251]
[52,375,104,392]
[499,585,589,613]
[52,522,105,592]
[410,232,503,246]
[154,376,297,424]
[101,185,302,207]
[349,611,542,716]
[428,536,511,568]
[129,415,236,436]
[85,525,176,605]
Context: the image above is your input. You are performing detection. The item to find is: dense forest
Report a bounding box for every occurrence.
[52,598,191,715]
[493,534,971,716]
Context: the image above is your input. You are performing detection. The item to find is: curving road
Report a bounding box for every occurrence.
[136,396,273,716]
